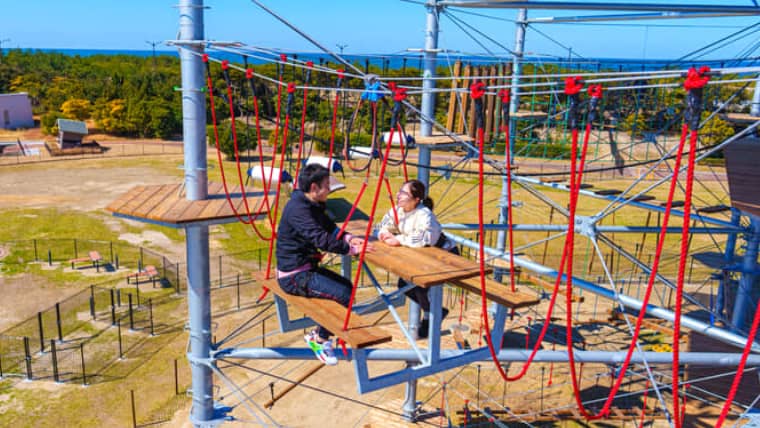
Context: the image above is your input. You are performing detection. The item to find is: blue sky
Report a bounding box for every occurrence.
[1,1,760,60]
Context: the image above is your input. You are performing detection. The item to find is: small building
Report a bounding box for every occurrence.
[0,93,34,129]
[57,118,88,149]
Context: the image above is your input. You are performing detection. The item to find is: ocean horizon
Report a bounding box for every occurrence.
[2,47,757,72]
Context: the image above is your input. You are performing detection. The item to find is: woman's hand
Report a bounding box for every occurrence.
[377,230,393,241]
[384,237,401,246]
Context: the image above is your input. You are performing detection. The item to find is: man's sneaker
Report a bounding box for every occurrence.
[304,331,338,365]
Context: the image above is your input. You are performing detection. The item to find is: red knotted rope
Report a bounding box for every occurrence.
[293,61,314,186]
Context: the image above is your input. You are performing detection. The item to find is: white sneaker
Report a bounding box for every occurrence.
[304,331,338,366]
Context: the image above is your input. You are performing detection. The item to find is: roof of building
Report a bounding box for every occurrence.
[57,119,88,135]
[0,92,30,98]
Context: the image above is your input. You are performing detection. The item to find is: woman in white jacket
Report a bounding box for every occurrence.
[377,179,457,338]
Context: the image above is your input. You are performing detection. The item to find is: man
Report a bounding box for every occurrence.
[276,163,372,365]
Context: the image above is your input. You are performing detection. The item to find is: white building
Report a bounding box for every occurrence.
[0,93,34,129]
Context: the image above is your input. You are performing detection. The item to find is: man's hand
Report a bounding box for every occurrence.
[350,237,375,253]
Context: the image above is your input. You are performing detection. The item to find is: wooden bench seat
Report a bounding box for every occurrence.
[594,189,622,196]
[69,250,102,269]
[126,265,160,284]
[258,277,392,349]
[449,276,540,309]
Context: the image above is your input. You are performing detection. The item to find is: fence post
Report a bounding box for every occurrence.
[90,285,96,320]
[117,289,122,307]
[110,289,116,326]
[37,312,45,353]
[80,343,87,386]
[115,254,119,270]
[23,337,32,380]
[55,303,63,342]
[33,239,38,261]
[163,256,167,278]
[149,298,154,336]
[110,241,114,265]
[128,293,134,330]
[48,249,52,266]
[51,339,59,383]
[118,319,123,359]
[237,273,241,310]
[174,359,179,395]
[73,239,78,259]
[136,285,140,307]
[139,247,144,270]
[130,389,137,428]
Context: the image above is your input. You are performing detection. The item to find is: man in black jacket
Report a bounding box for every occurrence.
[276,163,372,365]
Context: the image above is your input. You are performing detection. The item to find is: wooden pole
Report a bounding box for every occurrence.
[264,363,324,409]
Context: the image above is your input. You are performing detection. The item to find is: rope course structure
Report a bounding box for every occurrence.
[142,1,760,426]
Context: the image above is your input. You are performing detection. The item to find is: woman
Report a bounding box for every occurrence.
[377,179,457,338]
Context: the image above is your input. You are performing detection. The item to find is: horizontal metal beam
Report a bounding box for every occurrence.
[528,11,757,23]
[437,1,760,15]
[442,223,743,235]
[217,347,760,366]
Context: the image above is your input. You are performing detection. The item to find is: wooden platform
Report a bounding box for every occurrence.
[450,276,540,309]
[512,110,548,120]
[725,137,760,217]
[342,220,489,287]
[720,112,760,123]
[414,134,474,146]
[106,182,270,226]
[257,276,392,348]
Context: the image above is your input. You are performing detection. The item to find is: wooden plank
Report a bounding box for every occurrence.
[105,185,147,213]
[450,276,540,309]
[148,184,188,221]
[484,65,497,143]
[512,111,548,119]
[446,60,462,132]
[457,64,471,135]
[594,189,622,196]
[467,66,480,139]
[344,220,487,286]
[259,277,391,348]
[132,184,179,219]
[415,134,475,145]
[118,185,164,216]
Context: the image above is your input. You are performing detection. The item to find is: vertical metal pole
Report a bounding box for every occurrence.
[131,389,137,428]
[51,339,59,382]
[55,302,63,342]
[496,8,528,283]
[110,289,116,326]
[90,285,96,320]
[149,298,155,336]
[129,293,134,330]
[80,343,87,386]
[718,209,740,318]
[751,77,760,117]
[23,337,32,380]
[417,0,440,190]
[118,319,123,359]
[181,1,212,418]
[731,215,760,332]
[37,312,45,353]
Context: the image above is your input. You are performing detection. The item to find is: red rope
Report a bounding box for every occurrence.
[715,297,760,428]
[246,67,277,233]
[342,125,396,331]
[293,61,313,187]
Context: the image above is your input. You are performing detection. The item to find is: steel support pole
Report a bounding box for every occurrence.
[417,0,440,191]
[752,76,760,117]
[731,215,760,333]
[496,8,527,283]
[179,0,213,425]
[718,209,741,318]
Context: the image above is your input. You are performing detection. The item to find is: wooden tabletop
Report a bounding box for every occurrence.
[106,182,270,226]
[343,220,489,287]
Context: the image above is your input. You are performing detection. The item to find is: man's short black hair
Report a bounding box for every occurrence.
[298,163,330,192]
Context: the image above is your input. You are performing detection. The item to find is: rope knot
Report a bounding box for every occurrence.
[564,76,584,95]
[470,81,486,99]
[587,84,603,99]
[497,89,510,103]
[684,66,711,91]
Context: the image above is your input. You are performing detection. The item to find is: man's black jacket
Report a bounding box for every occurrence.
[276,190,351,272]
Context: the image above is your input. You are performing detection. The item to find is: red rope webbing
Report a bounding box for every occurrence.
[202,56,273,235]
[293,61,314,187]
[567,123,691,420]
[245,67,276,229]
[342,125,397,331]
[715,297,760,427]
[327,69,345,165]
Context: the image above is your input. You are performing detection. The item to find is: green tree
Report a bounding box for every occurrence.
[207,120,258,160]
[61,98,92,121]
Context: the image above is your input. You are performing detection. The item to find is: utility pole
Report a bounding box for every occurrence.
[146,40,161,71]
